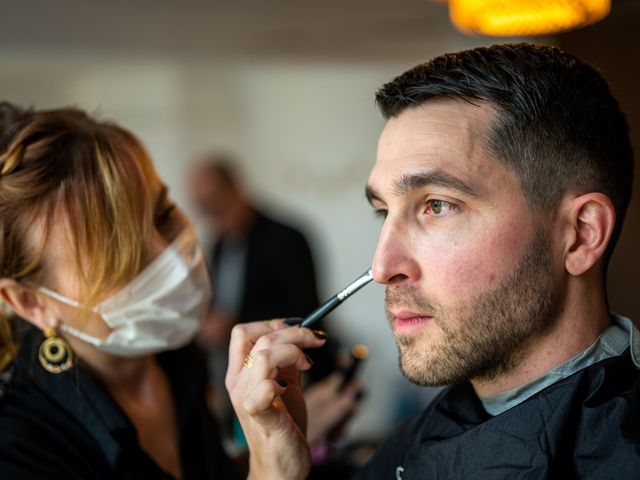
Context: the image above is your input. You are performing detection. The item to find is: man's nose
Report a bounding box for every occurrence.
[371,218,419,286]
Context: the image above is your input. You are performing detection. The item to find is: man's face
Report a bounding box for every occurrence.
[367,99,561,386]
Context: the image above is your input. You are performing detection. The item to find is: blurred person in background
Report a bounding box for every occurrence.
[188,156,339,400]
[224,43,640,479]
[188,155,360,477]
[188,156,325,349]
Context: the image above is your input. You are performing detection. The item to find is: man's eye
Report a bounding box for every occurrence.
[425,199,456,216]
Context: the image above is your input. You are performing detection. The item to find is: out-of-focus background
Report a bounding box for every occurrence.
[2,0,638,443]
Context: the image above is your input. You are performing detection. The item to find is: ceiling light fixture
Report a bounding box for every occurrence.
[448,0,611,36]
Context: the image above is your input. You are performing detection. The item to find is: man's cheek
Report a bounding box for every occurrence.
[424,244,498,299]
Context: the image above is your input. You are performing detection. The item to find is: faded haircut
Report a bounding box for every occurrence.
[375,43,634,259]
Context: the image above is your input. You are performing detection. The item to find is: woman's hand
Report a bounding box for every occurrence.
[304,373,361,448]
[225,320,326,480]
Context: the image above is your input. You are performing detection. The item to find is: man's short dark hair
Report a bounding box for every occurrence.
[376,43,634,258]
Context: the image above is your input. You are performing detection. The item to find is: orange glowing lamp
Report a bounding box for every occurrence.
[449,0,611,36]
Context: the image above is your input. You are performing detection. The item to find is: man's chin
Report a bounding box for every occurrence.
[397,341,469,387]
[399,360,452,387]
[397,343,437,386]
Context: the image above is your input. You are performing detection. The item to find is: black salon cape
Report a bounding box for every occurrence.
[356,349,640,479]
[0,327,238,480]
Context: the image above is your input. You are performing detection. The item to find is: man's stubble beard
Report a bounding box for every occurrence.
[386,227,561,387]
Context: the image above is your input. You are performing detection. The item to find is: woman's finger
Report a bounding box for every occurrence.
[243,378,287,418]
[247,343,312,388]
[227,320,325,377]
[251,326,324,357]
[227,320,284,374]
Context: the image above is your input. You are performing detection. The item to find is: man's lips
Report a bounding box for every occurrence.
[390,310,433,332]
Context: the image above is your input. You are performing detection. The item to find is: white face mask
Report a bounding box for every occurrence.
[39,225,212,357]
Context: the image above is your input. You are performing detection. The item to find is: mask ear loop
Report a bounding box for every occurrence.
[58,323,105,347]
[38,287,83,308]
[38,287,107,347]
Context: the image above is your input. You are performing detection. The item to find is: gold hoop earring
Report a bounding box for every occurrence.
[39,327,73,374]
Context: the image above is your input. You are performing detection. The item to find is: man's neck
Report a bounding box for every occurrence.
[471,282,612,398]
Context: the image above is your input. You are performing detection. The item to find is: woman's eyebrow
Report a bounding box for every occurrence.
[154,184,169,211]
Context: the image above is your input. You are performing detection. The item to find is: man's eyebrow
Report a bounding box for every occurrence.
[365,169,477,206]
[392,170,477,198]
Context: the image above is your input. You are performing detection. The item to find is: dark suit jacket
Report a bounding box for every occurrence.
[212,211,336,381]
[213,211,319,325]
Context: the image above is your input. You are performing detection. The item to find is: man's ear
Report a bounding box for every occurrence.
[0,278,56,331]
[563,193,616,276]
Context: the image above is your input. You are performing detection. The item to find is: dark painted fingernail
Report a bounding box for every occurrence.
[311,329,327,340]
[305,354,314,366]
[276,379,288,388]
[284,317,303,326]
[356,389,367,401]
